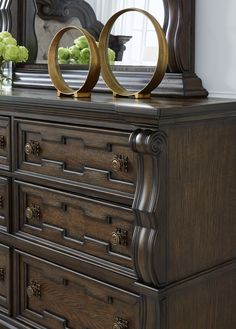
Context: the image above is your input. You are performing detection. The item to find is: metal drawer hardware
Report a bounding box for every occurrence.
[0,268,5,281]
[0,135,6,149]
[112,155,128,173]
[0,196,3,208]
[113,317,128,329]
[25,205,41,221]
[24,140,40,156]
[26,281,41,298]
[111,228,128,246]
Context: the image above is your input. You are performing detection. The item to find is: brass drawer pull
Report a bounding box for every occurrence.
[25,205,41,221]
[112,154,128,173]
[24,140,40,156]
[111,228,128,246]
[26,281,41,298]
[113,317,128,329]
[0,196,3,208]
[0,268,5,281]
[0,135,6,149]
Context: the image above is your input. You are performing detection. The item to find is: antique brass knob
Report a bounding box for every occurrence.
[111,232,120,246]
[113,317,128,329]
[26,281,41,298]
[24,142,33,155]
[24,140,40,156]
[111,228,128,246]
[0,135,6,149]
[26,285,34,298]
[25,205,41,221]
[111,155,128,173]
[25,207,33,220]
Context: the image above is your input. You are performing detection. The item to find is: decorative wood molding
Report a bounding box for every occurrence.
[164,0,195,73]
[130,129,168,287]
[0,0,11,32]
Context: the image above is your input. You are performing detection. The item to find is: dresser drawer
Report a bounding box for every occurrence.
[15,251,140,329]
[15,120,136,197]
[15,181,135,269]
[0,243,10,313]
[0,117,10,170]
[0,177,10,231]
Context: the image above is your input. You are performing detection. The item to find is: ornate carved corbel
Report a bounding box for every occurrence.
[130,129,168,287]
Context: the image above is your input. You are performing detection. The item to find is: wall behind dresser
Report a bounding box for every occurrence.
[195,0,236,98]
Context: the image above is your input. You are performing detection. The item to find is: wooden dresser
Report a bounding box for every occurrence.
[0,89,235,329]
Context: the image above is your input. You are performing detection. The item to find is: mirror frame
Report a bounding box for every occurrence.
[0,0,208,97]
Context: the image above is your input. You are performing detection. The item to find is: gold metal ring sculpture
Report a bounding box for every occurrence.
[48,26,101,98]
[99,8,169,98]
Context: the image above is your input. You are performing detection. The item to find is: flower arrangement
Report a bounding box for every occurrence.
[0,31,29,89]
[58,35,115,64]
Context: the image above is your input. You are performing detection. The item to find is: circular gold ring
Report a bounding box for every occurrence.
[99,8,169,98]
[48,26,101,98]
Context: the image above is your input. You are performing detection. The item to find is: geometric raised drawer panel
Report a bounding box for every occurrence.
[15,181,135,269]
[0,117,10,171]
[0,243,11,313]
[15,120,136,199]
[0,177,10,231]
[15,251,140,329]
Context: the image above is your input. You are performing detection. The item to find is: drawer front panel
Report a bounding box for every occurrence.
[0,243,10,312]
[16,120,136,196]
[16,251,140,329]
[15,181,135,269]
[0,177,10,231]
[0,117,10,170]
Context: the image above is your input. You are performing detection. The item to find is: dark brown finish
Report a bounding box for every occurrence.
[163,263,236,329]
[0,89,235,328]
[15,251,140,329]
[4,0,208,96]
[0,117,10,171]
[0,243,10,313]
[16,119,136,197]
[15,181,134,269]
[0,177,10,231]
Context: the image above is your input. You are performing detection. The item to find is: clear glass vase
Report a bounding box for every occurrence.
[0,61,13,91]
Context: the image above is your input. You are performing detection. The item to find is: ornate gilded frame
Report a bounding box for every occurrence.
[0,0,208,97]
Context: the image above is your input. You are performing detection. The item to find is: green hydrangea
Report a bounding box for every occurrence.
[4,45,19,61]
[0,31,12,41]
[57,36,116,65]
[58,47,70,60]
[3,37,17,46]
[0,31,29,63]
[108,48,115,63]
[74,36,88,49]
[0,43,5,57]
[80,48,90,64]
[17,46,29,62]
[69,45,81,60]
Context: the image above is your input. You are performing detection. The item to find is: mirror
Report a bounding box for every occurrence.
[2,0,207,97]
[34,0,164,66]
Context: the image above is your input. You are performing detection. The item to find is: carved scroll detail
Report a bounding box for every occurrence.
[130,129,168,287]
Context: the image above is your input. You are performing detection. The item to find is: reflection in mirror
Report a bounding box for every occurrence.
[108,11,160,92]
[109,11,161,67]
[35,16,82,63]
[34,0,164,66]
